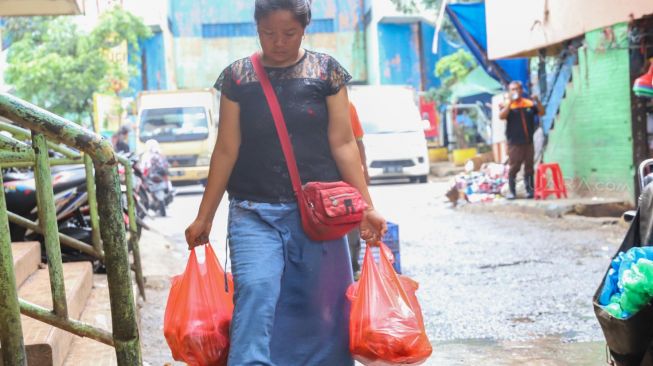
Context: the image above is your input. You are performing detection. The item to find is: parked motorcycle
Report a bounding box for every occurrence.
[2,167,34,183]
[118,153,150,221]
[4,165,97,265]
[139,144,174,217]
[144,167,172,217]
[5,162,146,271]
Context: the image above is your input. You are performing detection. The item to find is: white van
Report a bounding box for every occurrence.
[349,86,430,183]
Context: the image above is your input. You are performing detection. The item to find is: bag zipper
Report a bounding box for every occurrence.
[330,192,355,200]
[329,192,356,205]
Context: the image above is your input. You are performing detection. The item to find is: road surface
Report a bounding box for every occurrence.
[140,179,625,365]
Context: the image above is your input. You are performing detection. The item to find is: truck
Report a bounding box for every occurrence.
[136,89,219,186]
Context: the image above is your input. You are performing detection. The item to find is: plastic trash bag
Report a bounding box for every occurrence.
[605,302,624,318]
[636,258,653,291]
[619,259,653,314]
[620,266,649,314]
[618,247,653,290]
[599,268,619,305]
[347,242,432,366]
[164,244,234,366]
[600,247,653,311]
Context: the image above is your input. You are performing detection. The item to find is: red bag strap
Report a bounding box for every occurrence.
[250,52,304,199]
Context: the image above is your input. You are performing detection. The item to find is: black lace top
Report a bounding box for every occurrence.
[214,50,352,203]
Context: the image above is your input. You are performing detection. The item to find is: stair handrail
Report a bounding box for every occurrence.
[0,92,142,366]
[0,112,146,299]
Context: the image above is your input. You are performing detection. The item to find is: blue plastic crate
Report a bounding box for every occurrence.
[358,222,401,273]
[392,251,401,274]
[382,222,400,252]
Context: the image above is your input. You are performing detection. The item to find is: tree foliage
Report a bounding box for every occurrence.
[389,0,477,13]
[3,7,151,123]
[390,0,439,13]
[435,49,476,82]
[423,49,476,104]
[389,0,479,105]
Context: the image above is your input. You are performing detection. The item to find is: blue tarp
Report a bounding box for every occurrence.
[446,2,529,90]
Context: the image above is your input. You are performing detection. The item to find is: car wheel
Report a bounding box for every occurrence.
[418,175,428,184]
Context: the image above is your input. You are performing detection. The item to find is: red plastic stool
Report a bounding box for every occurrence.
[535,163,568,200]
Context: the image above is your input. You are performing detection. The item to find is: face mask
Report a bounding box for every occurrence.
[511,92,520,101]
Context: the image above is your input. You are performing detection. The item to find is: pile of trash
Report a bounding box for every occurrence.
[599,247,653,319]
[447,163,509,205]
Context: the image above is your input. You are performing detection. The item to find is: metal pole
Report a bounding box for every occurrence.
[538,49,548,100]
[0,151,35,163]
[19,299,114,346]
[0,93,115,167]
[84,154,103,255]
[118,158,146,300]
[0,120,31,139]
[32,132,68,318]
[0,158,83,169]
[7,212,101,259]
[94,165,142,365]
[46,142,80,159]
[0,173,27,366]
[0,132,32,152]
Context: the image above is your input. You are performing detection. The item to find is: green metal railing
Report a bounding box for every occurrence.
[0,117,145,297]
[0,93,143,365]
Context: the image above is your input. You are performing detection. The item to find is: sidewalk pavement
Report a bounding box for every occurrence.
[137,227,187,366]
[138,228,185,286]
[460,196,632,219]
[430,161,465,178]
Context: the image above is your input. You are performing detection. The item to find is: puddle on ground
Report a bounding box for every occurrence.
[429,337,606,366]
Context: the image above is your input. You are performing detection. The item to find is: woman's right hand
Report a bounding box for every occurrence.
[185,218,212,250]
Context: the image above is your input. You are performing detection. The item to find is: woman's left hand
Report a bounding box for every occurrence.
[360,208,387,246]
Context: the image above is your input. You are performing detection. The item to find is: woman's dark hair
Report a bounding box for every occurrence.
[254,0,312,28]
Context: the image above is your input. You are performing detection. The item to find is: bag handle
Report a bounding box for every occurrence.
[250,52,304,200]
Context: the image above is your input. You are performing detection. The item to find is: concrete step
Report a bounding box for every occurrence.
[62,275,116,366]
[18,262,93,366]
[12,242,41,287]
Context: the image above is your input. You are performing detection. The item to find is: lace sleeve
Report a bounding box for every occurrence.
[326,57,352,96]
[213,65,239,102]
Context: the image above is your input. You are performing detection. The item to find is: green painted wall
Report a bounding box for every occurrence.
[544,23,634,202]
[173,32,367,89]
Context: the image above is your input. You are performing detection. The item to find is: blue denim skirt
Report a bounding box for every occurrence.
[226,199,355,366]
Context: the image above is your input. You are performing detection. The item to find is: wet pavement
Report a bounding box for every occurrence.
[140,179,625,365]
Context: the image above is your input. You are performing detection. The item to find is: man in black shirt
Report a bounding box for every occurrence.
[499,81,545,199]
[112,125,131,154]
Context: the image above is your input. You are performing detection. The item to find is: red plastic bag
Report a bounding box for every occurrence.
[347,242,432,366]
[164,244,234,366]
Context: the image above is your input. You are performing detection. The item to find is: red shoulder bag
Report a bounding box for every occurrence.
[250,52,367,241]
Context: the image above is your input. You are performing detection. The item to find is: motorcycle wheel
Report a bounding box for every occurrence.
[138,190,150,213]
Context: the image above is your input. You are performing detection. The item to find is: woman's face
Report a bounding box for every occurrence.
[257,10,305,65]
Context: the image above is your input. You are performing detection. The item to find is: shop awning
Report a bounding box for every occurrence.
[485,0,653,60]
[0,0,84,16]
[450,67,502,100]
[446,2,529,88]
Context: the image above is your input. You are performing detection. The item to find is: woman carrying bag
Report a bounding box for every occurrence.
[184,0,387,365]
